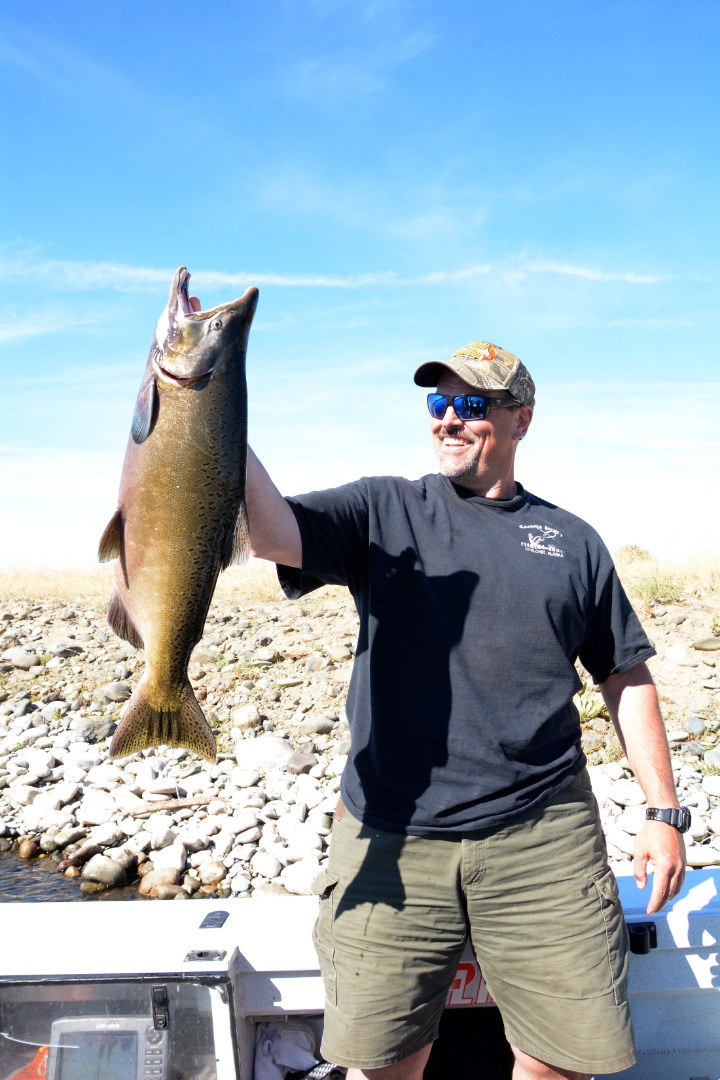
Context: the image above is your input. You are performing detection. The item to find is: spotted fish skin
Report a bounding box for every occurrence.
[99,267,258,761]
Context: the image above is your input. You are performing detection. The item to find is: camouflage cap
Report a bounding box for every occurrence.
[414,341,535,406]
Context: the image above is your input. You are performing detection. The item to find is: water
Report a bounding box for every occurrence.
[0,852,142,902]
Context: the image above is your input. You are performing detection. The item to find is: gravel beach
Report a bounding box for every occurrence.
[1,575,719,900]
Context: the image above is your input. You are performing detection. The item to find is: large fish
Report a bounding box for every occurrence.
[99,266,258,762]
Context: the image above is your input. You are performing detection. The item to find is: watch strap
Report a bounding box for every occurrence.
[645,806,691,832]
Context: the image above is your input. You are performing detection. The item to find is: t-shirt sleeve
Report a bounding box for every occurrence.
[276,480,370,600]
[578,541,656,683]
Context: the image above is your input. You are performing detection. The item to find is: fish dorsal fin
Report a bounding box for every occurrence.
[131,371,158,444]
[98,509,123,562]
[107,590,144,650]
[220,500,251,570]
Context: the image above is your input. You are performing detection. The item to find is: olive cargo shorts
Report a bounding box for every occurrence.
[312,770,636,1074]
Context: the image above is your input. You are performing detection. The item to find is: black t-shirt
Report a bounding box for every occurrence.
[278,474,654,834]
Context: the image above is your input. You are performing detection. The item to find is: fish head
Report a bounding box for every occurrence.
[152,266,259,387]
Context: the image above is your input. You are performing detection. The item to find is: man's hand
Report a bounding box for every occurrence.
[633,819,686,914]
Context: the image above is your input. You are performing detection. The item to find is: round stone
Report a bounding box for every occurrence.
[692,638,720,652]
[279,856,321,895]
[101,682,132,703]
[685,845,720,867]
[683,715,707,737]
[17,838,39,859]
[701,774,720,798]
[254,648,280,663]
[251,851,282,879]
[325,645,353,662]
[138,868,181,895]
[703,748,720,770]
[607,779,646,807]
[232,704,260,730]
[234,735,295,773]
[81,854,127,888]
[155,884,188,900]
[2,648,41,670]
[198,860,227,886]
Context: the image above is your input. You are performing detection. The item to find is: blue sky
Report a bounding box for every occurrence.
[1,0,718,567]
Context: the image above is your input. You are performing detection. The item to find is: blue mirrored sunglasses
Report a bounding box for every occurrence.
[426,393,516,421]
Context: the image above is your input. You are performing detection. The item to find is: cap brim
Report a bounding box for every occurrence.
[413,361,454,387]
[413,359,511,396]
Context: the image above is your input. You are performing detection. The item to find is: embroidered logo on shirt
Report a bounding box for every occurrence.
[519,524,565,557]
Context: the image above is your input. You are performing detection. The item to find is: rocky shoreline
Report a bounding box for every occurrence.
[1,582,719,900]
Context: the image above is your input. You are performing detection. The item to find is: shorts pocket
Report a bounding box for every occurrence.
[312,867,339,898]
[592,865,629,1006]
[312,868,339,1006]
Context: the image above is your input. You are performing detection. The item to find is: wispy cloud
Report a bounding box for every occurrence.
[389,209,487,241]
[0,248,669,295]
[257,168,371,227]
[0,250,173,291]
[522,259,669,285]
[606,316,696,328]
[284,20,436,101]
[0,25,148,113]
[0,307,102,345]
[291,59,384,98]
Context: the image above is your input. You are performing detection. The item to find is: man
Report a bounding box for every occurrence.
[244,340,686,1080]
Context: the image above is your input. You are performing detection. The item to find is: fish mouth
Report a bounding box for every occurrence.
[154,267,215,385]
[154,267,257,386]
[156,362,215,387]
[177,268,193,315]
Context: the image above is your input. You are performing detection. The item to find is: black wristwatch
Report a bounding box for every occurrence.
[645,807,692,832]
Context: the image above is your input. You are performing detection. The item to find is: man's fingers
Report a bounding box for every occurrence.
[634,853,648,891]
[645,862,686,915]
[633,823,687,913]
[647,873,674,915]
[646,878,665,915]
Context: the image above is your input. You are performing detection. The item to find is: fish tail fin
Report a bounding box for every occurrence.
[109,678,216,762]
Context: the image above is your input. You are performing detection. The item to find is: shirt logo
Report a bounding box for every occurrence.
[519,524,565,558]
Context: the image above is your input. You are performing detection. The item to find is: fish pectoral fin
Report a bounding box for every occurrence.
[107,591,144,650]
[109,680,216,763]
[98,510,124,562]
[221,500,251,570]
[131,371,159,444]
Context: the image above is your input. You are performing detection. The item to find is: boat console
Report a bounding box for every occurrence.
[45,1014,168,1080]
[0,870,717,1079]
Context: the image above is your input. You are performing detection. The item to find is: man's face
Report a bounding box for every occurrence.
[430,373,533,496]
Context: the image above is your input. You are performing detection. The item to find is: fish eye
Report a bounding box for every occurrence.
[211,318,222,330]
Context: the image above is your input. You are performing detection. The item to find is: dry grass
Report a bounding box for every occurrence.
[0,567,115,605]
[0,560,286,609]
[614,548,720,613]
[1,550,717,614]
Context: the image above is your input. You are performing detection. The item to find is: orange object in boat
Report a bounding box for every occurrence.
[5,1045,48,1079]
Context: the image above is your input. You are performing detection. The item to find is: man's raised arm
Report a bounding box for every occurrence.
[185,296,301,569]
[246,446,302,568]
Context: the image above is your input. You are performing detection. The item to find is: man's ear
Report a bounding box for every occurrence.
[514,405,534,441]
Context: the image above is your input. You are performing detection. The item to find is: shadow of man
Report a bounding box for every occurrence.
[336,544,477,917]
